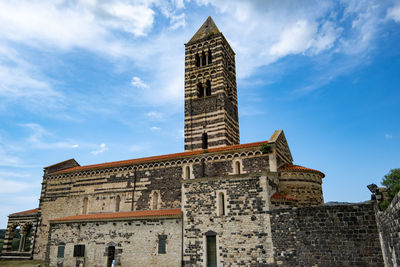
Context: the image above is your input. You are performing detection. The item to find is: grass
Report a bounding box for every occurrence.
[0,260,45,267]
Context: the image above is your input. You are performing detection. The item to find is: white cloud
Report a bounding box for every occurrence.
[103,2,155,36]
[20,123,80,149]
[387,4,400,22]
[385,134,393,139]
[150,126,161,131]
[270,20,317,57]
[91,143,108,155]
[146,111,164,120]
[131,76,149,89]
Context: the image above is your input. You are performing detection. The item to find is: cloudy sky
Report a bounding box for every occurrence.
[0,0,399,228]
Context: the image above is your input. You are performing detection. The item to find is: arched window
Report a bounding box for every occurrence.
[185,166,190,179]
[197,83,204,98]
[195,54,200,67]
[218,192,225,216]
[115,195,121,212]
[152,192,159,210]
[11,225,20,251]
[235,161,241,174]
[202,133,208,149]
[83,197,88,214]
[201,51,206,66]
[206,80,211,96]
[208,49,212,64]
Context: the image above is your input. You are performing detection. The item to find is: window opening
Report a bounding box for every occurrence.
[73,244,85,257]
[11,226,20,251]
[208,50,212,64]
[185,166,190,179]
[218,192,225,216]
[206,80,211,96]
[202,51,206,66]
[206,235,217,267]
[197,83,204,98]
[195,54,200,67]
[23,224,33,252]
[202,133,208,149]
[152,192,159,210]
[235,161,241,174]
[158,235,167,254]
[107,246,115,267]
[115,195,121,212]
[57,245,65,258]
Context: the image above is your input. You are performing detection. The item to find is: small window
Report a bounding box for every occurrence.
[206,80,211,96]
[202,133,208,149]
[235,161,241,174]
[115,195,120,212]
[208,50,212,64]
[185,166,190,179]
[201,51,206,66]
[158,235,167,254]
[195,54,200,67]
[57,245,65,258]
[197,83,204,98]
[218,192,225,216]
[73,244,85,257]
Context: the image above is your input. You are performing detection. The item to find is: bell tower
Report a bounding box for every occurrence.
[184,17,239,151]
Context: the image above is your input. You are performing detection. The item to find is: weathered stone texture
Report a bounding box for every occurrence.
[47,218,182,267]
[376,190,400,267]
[182,175,275,266]
[270,204,384,266]
[279,171,324,207]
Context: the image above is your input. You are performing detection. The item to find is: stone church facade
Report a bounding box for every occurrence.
[1,17,388,267]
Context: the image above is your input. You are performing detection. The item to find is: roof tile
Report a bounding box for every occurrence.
[51,140,268,175]
[279,164,325,177]
[50,208,182,222]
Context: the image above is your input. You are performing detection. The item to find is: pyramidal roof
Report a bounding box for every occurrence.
[188,16,220,43]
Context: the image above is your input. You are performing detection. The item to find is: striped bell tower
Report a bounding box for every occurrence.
[184,17,240,151]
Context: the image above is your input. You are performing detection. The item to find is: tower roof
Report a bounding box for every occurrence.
[188,16,220,43]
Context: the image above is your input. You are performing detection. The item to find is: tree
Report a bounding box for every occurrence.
[381,168,400,198]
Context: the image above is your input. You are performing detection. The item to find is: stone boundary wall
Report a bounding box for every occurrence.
[376,190,400,267]
[269,204,383,266]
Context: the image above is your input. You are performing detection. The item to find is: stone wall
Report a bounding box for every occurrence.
[182,174,277,266]
[376,190,400,267]
[270,204,383,266]
[46,217,182,267]
[34,149,270,260]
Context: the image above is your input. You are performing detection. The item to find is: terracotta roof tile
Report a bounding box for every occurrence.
[279,164,325,177]
[10,208,39,216]
[50,208,182,222]
[51,140,268,175]
[271,192,297,201]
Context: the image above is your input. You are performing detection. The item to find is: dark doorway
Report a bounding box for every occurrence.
[206,235,217,267]
[107,246,115,267]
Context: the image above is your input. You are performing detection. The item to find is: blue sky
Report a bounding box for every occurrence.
[0,0,399,228]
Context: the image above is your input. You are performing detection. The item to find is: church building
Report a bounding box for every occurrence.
[1,17,384,267]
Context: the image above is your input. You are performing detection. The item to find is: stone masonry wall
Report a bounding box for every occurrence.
[182,174,277,266]
[47,217,182,267]
[34,150,269,260]
[376,190,400,267]
[270,204,384,266]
